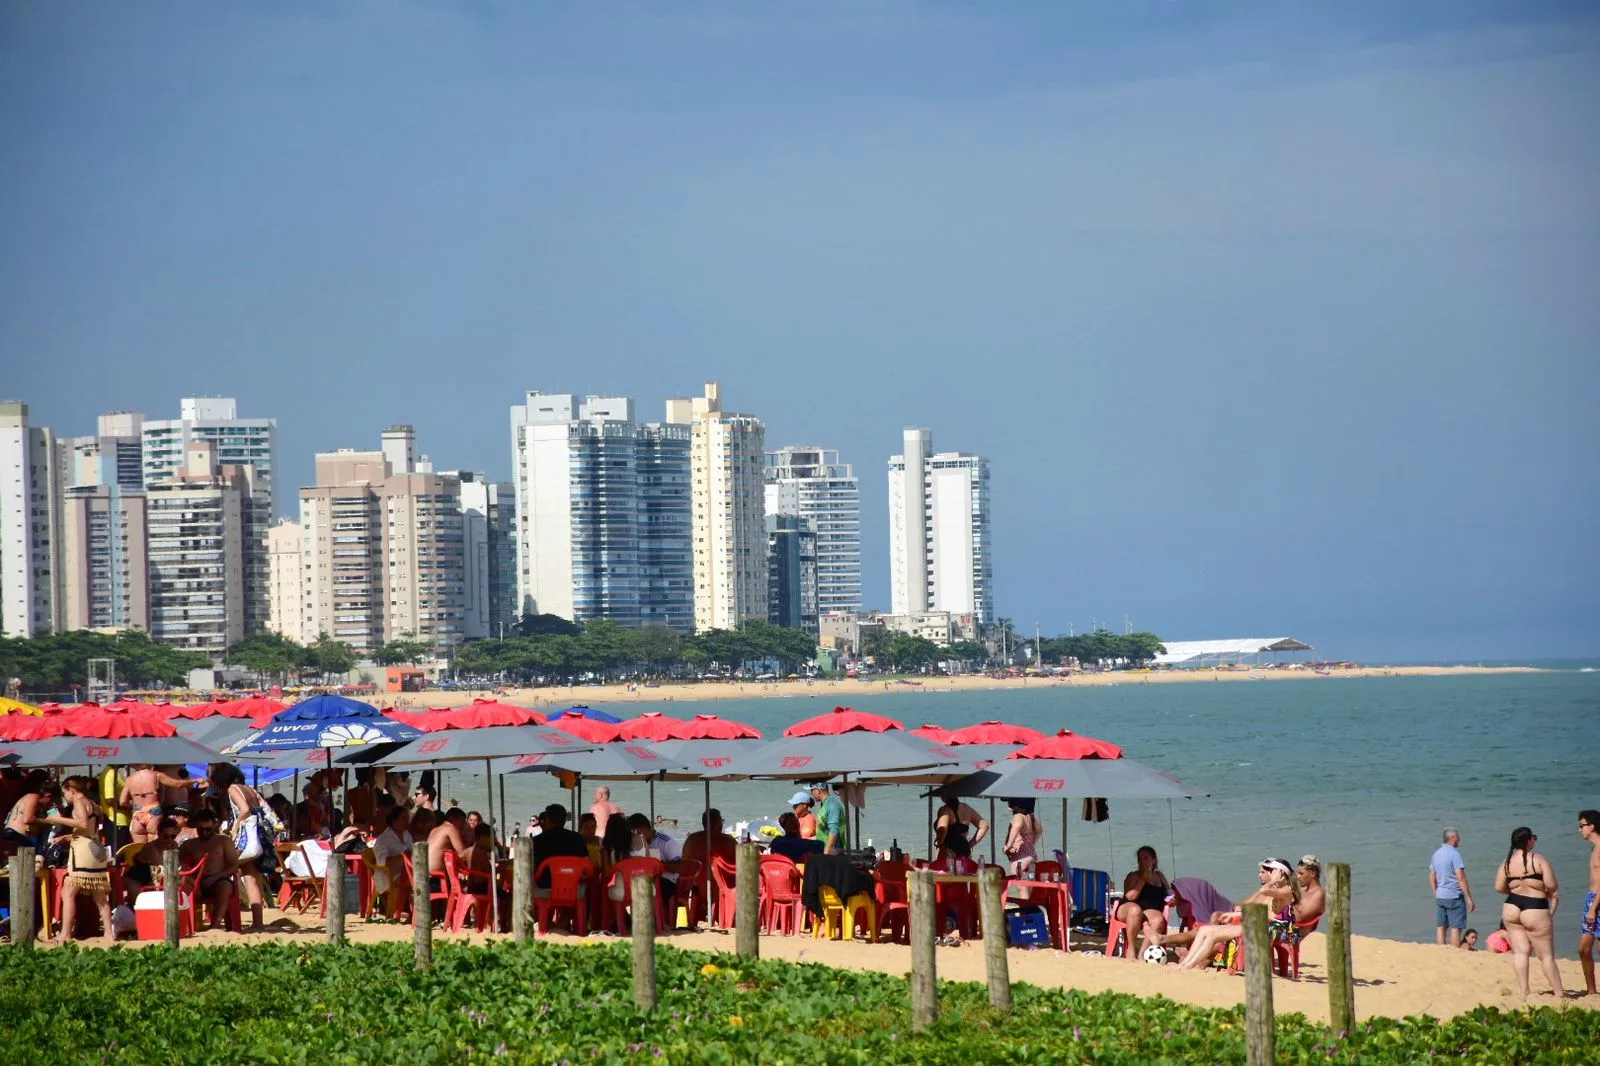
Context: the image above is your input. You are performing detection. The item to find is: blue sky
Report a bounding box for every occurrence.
[3,2,1596,660]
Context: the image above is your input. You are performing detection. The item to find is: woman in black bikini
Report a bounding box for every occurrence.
[1495,826,1564,998]
[1115,845,1171,958]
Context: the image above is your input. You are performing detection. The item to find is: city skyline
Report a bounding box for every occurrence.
[3,4,1595,660]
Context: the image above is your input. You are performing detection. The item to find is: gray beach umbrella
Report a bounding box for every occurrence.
[728,730,961,779]
[505,742,695,779]
[940,756,1201,800]
[5,735,256,767]
[340,724,596,766]
[170,715,256,749]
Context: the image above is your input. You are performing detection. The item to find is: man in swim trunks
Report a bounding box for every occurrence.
[179,809,240,930]
[1579,808,1600,997]
[427,807,470,896]
[121,765,207,845]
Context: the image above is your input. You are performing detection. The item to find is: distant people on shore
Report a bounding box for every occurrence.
[1578,808,1600,997]
[1494,826,1563,998]
[1430,827,1474,946]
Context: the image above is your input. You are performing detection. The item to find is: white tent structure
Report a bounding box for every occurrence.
[1152,637,1312,666]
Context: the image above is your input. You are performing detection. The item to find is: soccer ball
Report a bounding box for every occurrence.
[1142,944,1170,964]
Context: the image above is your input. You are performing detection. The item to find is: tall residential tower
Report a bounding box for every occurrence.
[888,428,993,625]
[763,445,861,615]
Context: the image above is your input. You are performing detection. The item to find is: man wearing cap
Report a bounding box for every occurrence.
[532,803,589,891]
[789,790,817,839]
[812,782,849,854]
[1295,856,1327,924]
[1430,827,1474,947]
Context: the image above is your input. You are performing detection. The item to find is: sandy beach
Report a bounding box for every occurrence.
[102,913,1595,1024]
[394,665,1542,711]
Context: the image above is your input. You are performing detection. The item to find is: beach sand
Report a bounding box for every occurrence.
[395,665,1541,711]
[101,912,1594,1024]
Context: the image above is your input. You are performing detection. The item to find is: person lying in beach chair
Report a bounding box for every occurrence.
[1155,858,1301,971]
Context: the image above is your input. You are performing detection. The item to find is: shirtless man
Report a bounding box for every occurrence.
[1295,856,1327,923]
[590,786,622,840]
[121,765,206,844]
[427,807,470,896]
[179,809,240,930]
[1578,808,1600,997]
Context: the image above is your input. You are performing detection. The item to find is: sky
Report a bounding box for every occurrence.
[2,2,1596,661]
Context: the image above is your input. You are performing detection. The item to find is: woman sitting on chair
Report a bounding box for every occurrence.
[1116,845,1172,958]
[1169,857,1301,971]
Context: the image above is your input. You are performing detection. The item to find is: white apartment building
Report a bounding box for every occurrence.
[0,401,62,637]
[509,393,693,630]
[60,484,149,632]
[299,445,465,653]
[888,427,993,625]
[763,445,861,615]
[444,472,517,640]
[266,518,306,645]
[666,383,767,633]
[142,397,275,634]
[145,441,251,657]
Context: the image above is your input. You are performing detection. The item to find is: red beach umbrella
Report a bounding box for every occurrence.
[167,700,231,720]
[7,708,178,741]
[911,723,954,743]
[617,712,692,742]
[213,696,289,721]
[1006,729,1124,760]
[679,713,761,740]
[944,720,1046,746]
[440,698,546,730]
[548,710,624,744]
[784,705,904,737]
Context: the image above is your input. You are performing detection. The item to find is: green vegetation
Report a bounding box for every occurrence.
[455,618,818,681]
[0,941,1591,1064]
[1041,628,1167,667]
[0,629,210,688]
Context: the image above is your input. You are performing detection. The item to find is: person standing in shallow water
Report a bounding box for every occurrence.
[1577,808,1600,997]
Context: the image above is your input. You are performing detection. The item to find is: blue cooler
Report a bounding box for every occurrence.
[1006,905,1051,946]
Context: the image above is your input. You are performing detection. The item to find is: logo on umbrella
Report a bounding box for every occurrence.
[417,739,448,754]
[318,723,387,747]
[1033,778,1065,791]
[699,757,730,768]
[515,754,546,766]
[624,746,657,760]
[780,756,813,769]
[85,745,121,759]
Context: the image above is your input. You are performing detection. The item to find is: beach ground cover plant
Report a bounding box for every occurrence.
[1,940,1593,1064]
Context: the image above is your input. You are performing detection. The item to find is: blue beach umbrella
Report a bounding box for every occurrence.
[551,704,622,724]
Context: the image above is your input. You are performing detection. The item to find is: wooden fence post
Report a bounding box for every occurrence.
[8,847,36,948]
[979,866,1012,1012]
[162,849,181,948]
[631,874,658,1011]
[512,836,534,943]
[1242,902,1275,1066]
[909,869,938,1030]
[412,842,432,971]
[1326,862,1355,1035]
[326,854,346,946]
[735,843,760,958]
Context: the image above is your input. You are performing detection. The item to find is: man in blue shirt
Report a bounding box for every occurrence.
[768,812,824,863]
[1429,827,1474,946]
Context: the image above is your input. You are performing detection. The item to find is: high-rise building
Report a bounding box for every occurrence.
[145,441,252,657]
[64,412,145,491]
[142,398,275,635]
[666,383,766,632]
[60,484,149,633]
[888,427,993,625]
[444,471,517,640]
[763,445,861,615]
[766,515,819,633]
[265,518,306,645]
[0,401,62,637]
[299,443,466,653]
[509,393,693,630]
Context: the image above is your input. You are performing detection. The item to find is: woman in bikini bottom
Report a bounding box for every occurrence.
[1495,826,1563,997]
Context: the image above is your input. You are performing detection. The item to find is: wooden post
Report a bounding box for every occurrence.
[8,847,35,948]
[978,866,1012,1012]
[162,849,181,948]
[411,842,432,971]
[735,843,760,958]
[1241,902,1275,1066]
[909,869,938,1030]
[512,836,534,943]
[326,855,346,946]
[1326,862,1355,1035]
[631,874,658,1011]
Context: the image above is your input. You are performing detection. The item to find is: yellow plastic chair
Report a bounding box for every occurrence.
[813,885,879,942]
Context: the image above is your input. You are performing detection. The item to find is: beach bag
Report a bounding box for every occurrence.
[234,812,265,862]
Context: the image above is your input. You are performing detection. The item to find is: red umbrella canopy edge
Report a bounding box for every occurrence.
[679,713,761,740]
[548,711,625,743]
[911,724,955,743]
[1005,729,1124,760]
[944,720,1047,746]
[440,699,547,730]
[617,712,692,742]
[784,705,905,737]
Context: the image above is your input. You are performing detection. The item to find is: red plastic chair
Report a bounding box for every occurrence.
[931,862,979,939]
[674,859,704,930]
[534,856,593,936]
[276,844,323,914]
[710,856,739,928]
[874,859,911,943]
[608,857,666,934]
[1034,860,1063,882]
[757,855,804,936]
[1230,916,1320,979]
[402,852,451,926]
[319,853,372,921]
[444,851,492,932]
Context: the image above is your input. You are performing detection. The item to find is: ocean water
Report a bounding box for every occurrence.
[470,671,1598,954]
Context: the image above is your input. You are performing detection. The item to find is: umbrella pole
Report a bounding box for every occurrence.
[927,791,934,860]
[485,757,499,935]
[499,774,507,849]
[702,778,712,928]
[1060,798,1068,861]
[988,797,997,865]
[293,770,300,837]
[649,778,655,823]
[1167,799,1176,880]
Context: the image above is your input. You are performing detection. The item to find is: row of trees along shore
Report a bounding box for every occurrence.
[1,618,1166,689]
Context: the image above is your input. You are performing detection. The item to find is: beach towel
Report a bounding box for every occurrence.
[1172,877,1232,923]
